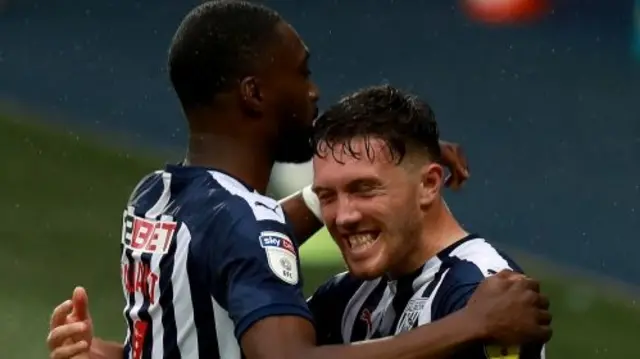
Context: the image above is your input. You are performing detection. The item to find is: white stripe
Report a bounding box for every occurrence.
[145,173,172,359]
[172,225,199,358]
[121,206,135,348]
[212,298,242,359]
[393,263,444,334]
[341,279,382,342]
[448,238,511,274]
[370,285,396,337]
[342,278,383,342]
[145,172,172,218]
[416,268,450,327]
[210,171,286,224]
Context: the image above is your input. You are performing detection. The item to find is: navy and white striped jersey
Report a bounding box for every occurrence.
[119,164,312,359]
[307,235,546,359]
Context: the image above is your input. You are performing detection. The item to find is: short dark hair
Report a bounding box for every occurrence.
[312,85,441,164]
[168,0,282,110]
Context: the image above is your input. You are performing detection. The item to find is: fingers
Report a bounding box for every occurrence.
[454,145,469,177]
[535,293,550,310]
[536,309,552,326]
[494,269,516,279]
[511,276,541,293]
[49,340,89,359]
[47,322,90,351]
[71,287,89,321]
[50,300,73,330]
[532,325,553,344]
[493,270,540,292]
[440,142,470,190]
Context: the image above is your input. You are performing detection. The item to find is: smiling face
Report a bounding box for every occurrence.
[313,137,434,279]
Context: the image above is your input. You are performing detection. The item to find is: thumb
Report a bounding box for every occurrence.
[71,286,90,321]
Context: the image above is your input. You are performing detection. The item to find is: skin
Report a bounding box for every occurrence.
[313,137,469,279]
[46,19,550,359]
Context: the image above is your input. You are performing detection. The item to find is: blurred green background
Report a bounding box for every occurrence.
[2,115,639,358]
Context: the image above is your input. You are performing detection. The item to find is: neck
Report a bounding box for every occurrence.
[390,198,468,278]
[186,133,274,194]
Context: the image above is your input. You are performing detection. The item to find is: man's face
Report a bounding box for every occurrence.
[262,22,319,163]
[312,137,427,279]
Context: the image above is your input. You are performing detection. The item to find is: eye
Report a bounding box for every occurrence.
[353,183,380,197]
[316,190,335,204]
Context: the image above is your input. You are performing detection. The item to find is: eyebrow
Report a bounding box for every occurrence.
[310,185,327,194]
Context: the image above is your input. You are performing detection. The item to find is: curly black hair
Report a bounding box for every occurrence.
[312,85,441,164]
[168,0,282,110]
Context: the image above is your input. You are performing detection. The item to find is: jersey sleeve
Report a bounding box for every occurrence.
[203,198,313,340]
[307,272,363,345]
[431,259,544,359]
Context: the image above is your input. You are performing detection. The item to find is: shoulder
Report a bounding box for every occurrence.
[186,170,288,232]
[176,170,292,264]
[307,272,369,345]
[444,235,524,282]
[127,170,164,207]
[431,236,524,319]
[309,271,364,304]
[209,170,286,224]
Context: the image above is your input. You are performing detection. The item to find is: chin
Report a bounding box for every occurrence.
[345,260,387,280]
[347,265,386,280]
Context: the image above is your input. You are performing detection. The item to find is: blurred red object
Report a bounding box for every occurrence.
[462,0,549,24]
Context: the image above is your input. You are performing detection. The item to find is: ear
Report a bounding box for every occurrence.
[239,76,264,114]
[417,162,444,207]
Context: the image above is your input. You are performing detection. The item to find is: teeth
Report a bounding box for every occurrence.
[348,233,376,249]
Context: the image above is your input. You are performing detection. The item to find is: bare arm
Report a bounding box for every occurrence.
[280,192,323,245]
[241,309,480,359]
[241,271,551,359]
[89,339,123,359]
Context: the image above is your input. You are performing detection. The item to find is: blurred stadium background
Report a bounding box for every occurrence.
[1,0,639,357]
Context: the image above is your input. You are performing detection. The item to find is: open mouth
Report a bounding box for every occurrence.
[345,231,381,255]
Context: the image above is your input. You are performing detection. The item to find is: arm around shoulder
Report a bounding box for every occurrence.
[240,306,485,359]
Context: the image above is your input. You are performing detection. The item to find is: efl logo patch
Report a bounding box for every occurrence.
[395,298,428,334]
[259,231,298,285]
[484,345,520,359]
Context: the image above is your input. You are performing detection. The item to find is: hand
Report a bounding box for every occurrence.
[438,140,469,190]
[466,270,552,345]
[47,287,94,359]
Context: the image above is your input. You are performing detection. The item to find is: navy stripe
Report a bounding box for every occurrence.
[126,172,164,359]
[128,173,164,210]
[187,248,219,358]
[139,251,154,359]
[349,279,387,342]
[158,223,180,359]
[122,247,134,359]
[388,266,427,334]
[157,178,183,359]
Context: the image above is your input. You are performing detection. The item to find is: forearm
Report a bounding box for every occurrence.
[279,192,322,245]
[306,308,482,359]
[90,338,124,359]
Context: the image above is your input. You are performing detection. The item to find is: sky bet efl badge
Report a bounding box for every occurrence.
[484,345,519,359]
[259,231,299,285]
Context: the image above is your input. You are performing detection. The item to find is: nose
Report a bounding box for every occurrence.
[309,81,320,103]
[335,195,362,230]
